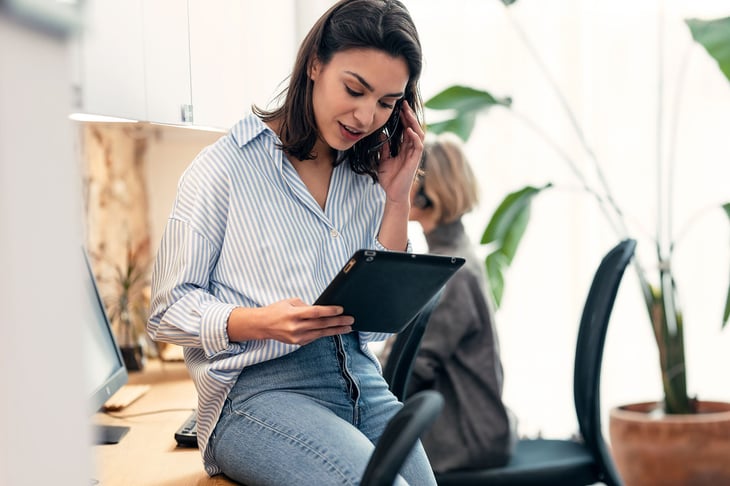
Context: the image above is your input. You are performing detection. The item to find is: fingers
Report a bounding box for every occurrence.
[401,100,424,143]
[397,101,423,168]
[293,303,354,329]
[297,324,353,346]
[289,310,354,346]
[307,309,354,328]
[312,309,355,331]
[306,304,347,318]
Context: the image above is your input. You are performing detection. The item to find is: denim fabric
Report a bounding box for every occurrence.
[210,333,436,485]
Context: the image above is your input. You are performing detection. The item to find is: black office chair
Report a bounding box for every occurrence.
[362,390,445,486]
[435,238,636,486]
[382,290,443,401]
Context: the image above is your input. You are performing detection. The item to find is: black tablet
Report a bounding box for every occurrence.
[314,249,465,333]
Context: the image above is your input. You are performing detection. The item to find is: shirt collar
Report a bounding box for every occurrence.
[425,218,469,251]
[230,114,275,148]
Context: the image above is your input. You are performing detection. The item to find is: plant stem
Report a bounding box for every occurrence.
[666,45,694,256]
[505,2,690,413]
[509,109,624,236]
[656,271,691,413]
[503,6,629,237]
[656,1,666,261]
[671,204,723,253]
[503,7,659,314]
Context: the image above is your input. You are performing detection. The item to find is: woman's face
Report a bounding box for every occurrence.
[309,48,409,152]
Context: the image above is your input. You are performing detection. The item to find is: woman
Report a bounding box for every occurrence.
[147,0,435,484]
[407,132,517,473]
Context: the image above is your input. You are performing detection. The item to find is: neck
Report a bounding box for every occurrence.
[309,136,335,167]
[416,215,438,235]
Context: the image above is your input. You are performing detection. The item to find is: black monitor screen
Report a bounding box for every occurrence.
[81,249,129,443]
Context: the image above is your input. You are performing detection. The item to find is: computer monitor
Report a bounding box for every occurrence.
[81,248,130,444]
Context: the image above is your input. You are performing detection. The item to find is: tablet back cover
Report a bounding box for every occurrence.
[315,250,465,333]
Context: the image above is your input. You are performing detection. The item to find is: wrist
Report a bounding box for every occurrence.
[378,202,410,251]
[227,306,264,342]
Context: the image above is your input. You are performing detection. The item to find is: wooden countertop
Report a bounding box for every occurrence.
[93,358,236,486]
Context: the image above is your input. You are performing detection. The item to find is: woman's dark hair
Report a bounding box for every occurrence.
[254,0,423,182]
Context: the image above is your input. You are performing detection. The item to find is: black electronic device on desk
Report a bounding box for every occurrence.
[81,248,131,444]
[315,249,465,333]
[175,410,199,448]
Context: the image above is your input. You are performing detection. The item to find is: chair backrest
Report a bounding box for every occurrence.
[360,390,444,486]
[573,238,636,486]
[382,289,443,402]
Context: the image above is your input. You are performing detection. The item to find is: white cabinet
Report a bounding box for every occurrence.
[188,0,297,129]
[143,0,192,125]
[76,0,146,120]
[75,0,298,129]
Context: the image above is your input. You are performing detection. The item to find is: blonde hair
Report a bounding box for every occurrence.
[419,132,479,224]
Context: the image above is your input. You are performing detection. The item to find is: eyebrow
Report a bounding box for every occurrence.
[345,71,404,98]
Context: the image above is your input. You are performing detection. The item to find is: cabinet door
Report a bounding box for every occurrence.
[78,0,146,120]
[242,1,297,112]
[142,0,192,125]
[188,0,297,130]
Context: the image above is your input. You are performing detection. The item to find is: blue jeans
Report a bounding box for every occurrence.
[210,333,436,485]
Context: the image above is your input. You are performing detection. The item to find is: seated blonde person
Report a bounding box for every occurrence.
[405,133,517,473]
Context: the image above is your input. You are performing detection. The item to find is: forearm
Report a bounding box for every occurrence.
[377,200,410,251]
[148,284,239,356]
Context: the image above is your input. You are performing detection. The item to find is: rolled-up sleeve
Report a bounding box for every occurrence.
[148,218,242,357]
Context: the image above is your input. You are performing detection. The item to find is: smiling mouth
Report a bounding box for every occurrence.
[339,122,364,142]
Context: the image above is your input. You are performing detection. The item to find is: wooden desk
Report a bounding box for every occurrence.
[93,359,236,486]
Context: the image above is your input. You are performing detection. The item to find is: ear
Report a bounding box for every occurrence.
[309,57,322,81]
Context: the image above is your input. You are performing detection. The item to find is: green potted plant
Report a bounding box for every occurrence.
[423,3,730,483]
[92,239,151,371]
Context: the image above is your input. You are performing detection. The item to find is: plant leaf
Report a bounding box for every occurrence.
[426,112,478,141]
[481,184,552,250]
[686,17,730,83]
[485,252,507,307]
[425,85,512,112]
[722,202,730,329]
[480,183,552,308]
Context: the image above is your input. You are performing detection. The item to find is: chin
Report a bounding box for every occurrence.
[325,136,356,153]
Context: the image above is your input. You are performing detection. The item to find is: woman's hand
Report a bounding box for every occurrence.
[377,100,425,204]
[376,100,425,250]
[227,298,354,346]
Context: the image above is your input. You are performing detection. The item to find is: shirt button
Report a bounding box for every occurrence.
[330,229,339,238]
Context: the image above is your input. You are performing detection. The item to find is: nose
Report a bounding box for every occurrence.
[353,101,376,129]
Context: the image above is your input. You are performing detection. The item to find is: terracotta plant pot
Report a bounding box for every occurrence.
[609,400,730,486]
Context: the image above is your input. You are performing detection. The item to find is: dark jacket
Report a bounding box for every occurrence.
[407,219,517,473]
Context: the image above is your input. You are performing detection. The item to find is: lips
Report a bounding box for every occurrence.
[339,122,364,143]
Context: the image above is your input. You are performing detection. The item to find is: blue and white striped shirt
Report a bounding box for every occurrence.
[148,114,396,475]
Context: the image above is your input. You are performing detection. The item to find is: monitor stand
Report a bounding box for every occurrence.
[94,424,130,444]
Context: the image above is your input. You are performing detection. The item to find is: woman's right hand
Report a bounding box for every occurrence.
[226,298,354,346]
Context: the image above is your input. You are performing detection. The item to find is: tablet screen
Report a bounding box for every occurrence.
[315,250,465,333]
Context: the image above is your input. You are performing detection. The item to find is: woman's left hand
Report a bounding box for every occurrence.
[377,100,425,204]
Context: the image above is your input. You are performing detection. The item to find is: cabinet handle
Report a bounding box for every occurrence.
[181,104,194,123]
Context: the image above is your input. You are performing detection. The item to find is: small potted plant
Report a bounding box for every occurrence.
[93,239,151,371]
